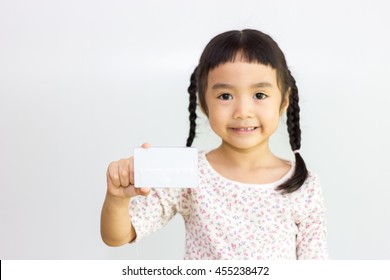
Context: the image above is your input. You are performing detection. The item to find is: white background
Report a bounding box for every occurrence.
[1,0,389,259]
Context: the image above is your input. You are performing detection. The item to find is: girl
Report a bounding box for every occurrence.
[101,29,328,259]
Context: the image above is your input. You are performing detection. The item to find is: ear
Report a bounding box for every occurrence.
[279,88,290,116]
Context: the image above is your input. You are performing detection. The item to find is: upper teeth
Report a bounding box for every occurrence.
[236,127,255,131]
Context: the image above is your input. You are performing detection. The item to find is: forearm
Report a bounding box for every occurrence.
[100,193,136,246]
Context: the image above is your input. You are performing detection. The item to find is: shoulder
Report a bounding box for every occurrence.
[293,169,323,197]
[304,170,322,188]
[289,169,326,215]
[197,150,210,172]
[197,149,207,158]
[290,167,321,189]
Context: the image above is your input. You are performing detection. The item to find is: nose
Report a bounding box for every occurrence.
[233,98,254,120]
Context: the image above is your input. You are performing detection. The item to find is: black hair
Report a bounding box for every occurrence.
[185,29,308,194]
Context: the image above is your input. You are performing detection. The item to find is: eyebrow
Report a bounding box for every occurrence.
[211,82,273,90]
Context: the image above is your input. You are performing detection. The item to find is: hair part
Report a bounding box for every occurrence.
[186,29,308,194]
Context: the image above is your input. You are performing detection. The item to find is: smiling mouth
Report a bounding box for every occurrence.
[230,126,259,131]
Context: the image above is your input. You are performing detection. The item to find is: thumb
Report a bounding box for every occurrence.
[137,187,150,196]
[121,185,150,198]
[141,142,151,149]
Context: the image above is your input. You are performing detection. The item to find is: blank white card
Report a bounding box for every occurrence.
[134,147,199,188]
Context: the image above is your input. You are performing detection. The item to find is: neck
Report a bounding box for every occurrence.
[213,141,277,170]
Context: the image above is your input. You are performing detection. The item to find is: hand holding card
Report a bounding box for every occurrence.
[134,147,199,188]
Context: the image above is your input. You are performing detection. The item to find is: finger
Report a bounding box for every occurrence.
[122,184,138,198]
[129,157,134,186]
[141,142,151,148]
[118,159,130,187]
[107,162,121,187]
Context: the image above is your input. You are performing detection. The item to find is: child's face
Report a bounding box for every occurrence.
[204,61,288,151]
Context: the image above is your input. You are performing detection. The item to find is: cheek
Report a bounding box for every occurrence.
[207,106,229,132]
[258,108,282,128]
[208,110,223,127]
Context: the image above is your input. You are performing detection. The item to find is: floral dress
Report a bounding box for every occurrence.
[129,151,328,259]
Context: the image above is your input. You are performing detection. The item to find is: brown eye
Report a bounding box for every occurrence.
[254,92,267,100]
[218,93,233,100]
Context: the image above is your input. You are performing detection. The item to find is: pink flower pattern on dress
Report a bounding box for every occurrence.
[129,151,328,259]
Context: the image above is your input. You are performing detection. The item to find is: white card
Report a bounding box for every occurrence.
[134,147,199,188]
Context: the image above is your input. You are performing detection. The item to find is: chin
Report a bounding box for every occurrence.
[223,140,265,151]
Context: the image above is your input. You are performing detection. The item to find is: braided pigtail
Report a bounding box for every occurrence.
[276,71,308,193]
[186,67,198,147]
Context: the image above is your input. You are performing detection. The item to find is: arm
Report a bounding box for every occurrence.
[100,194,135,246]
[296,207,328,259]
[100,143,151,246]
[295,173,329,259]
